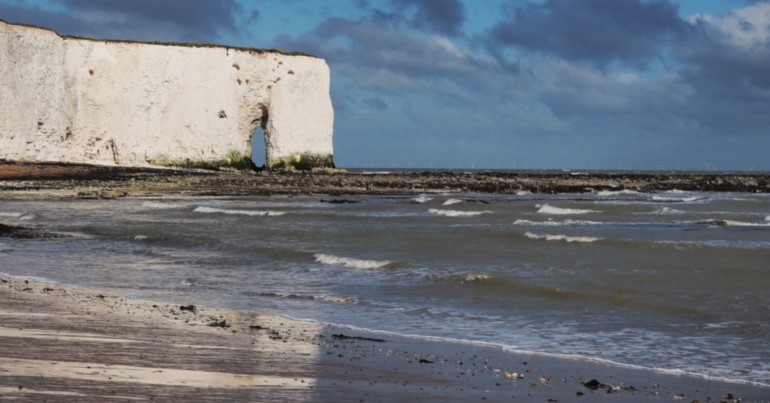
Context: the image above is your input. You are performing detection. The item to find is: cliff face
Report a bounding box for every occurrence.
[0,21,334,170]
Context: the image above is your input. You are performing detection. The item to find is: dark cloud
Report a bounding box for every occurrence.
[0,0,243,42]
[679,5,770,102]
[366,0,465,36]
[0,1,81,34]
[393,0,465,36]
[488,0,685,67]
[57,0,241,36]
[277,17,498,95]
[670,3,770,137]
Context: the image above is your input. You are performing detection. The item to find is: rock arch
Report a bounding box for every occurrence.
[0,20,334,171]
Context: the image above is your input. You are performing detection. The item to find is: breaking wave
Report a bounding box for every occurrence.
[442,199,463,206]
[0,212,37,220]
[649,206,686,215]
[596,189,641,197]
[523,232,601,243]
[536,204,596,215]
[514,219,605,226]
[431,272,493,283]
[193,206,286,216]
[709,219,770,228]
[314,253,394,270]
[254,291,360,304]
[428,209,491,217]
[651,195,703,203]
[412,195,433,204]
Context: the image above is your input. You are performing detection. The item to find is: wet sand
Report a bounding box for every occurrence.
[1,275,768,402]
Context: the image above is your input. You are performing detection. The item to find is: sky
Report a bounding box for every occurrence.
[1,0,769,171]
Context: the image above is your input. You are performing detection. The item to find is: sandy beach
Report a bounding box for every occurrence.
[1,274,767,402]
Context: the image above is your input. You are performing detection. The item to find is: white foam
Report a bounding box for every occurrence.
[515,190,532,196]
[514,219,558,226]
[0,211,36,220]
[596,190,640,197]
[134,235,149,241]
[536,204,596,215]
[523,232,601,243]
[193,206,286,217]
[428,209,491,217]
[142,201,188,209]
[317,295,360,303]
[461,273,491,282]
[650,206,685,215]
[651,195,702,203]
[18,212,37,220]
[314,253,393,270]
[720,220,770,227]
[514,219,605,226]
[442,199,463,206]
[412,195,433,204]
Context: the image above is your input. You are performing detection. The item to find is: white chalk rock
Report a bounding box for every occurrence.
[0,20,334,170]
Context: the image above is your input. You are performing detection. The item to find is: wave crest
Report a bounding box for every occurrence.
[428,272,493,284]
[442,199,463,206]
[524,232,601,243]
[651,207,685,215]
[651,195,703,203]
[0,212,37,220]
[596,190,640,196]
[428,209,491,217]
[714,220,770,228]
[194,206,286,217]
[314,253,394,270]
[515,219,606,226]
[536,204,596,215]
[412,195,433,204]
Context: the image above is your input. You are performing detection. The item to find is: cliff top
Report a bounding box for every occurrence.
[0,19,319,59]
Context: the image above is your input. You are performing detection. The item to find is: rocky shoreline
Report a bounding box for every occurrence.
[1,161,768,199]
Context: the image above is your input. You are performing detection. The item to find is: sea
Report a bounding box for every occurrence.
[1,181,769,387]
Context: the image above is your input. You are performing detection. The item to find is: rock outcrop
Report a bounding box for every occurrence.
[0,20,334,170]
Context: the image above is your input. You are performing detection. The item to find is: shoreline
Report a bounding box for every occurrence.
[1,274,768,401]
[1,161,768,199]
[2,162,769,400]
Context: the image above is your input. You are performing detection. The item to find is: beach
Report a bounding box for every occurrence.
[1,164,769,401]
[1,274,767,402]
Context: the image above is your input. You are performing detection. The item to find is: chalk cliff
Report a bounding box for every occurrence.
[0,20,334,170]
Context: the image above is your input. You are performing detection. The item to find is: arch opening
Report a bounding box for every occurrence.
[250,105,269,171]
[250,127,266,169]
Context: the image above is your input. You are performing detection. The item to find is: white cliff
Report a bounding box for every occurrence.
[0,20,334,170]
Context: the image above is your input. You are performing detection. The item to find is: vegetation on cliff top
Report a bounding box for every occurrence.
[0,19,318,59]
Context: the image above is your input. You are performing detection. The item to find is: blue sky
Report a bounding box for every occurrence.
[1,0,769,170]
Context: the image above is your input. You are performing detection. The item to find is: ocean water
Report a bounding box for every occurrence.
[1,189,769,386]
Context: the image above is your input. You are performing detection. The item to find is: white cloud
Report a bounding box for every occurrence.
[689,2,770,51]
